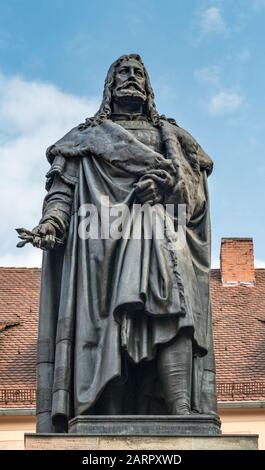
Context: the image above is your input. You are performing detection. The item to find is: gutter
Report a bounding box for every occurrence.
[1,402,265,415]
[0,408,35,416]
[218,401,265,409]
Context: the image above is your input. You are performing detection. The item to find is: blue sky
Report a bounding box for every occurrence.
[0,0,264,267]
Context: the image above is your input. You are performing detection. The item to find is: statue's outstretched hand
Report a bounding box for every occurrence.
[32,222,57,250]
[134,178,163,205]
[16,222,63,251]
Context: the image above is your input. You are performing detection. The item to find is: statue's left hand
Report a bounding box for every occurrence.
[134,178,163,205]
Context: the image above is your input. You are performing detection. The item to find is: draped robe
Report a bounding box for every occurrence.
[36,118,217,432]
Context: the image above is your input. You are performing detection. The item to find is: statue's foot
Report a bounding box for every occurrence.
[170,402,191,415]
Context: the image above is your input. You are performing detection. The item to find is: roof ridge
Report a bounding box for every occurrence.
[0,267,41,270]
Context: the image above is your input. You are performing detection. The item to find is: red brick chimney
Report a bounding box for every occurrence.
[220,238,255,286]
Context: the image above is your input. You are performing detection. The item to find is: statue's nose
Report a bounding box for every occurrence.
[128,68,136,79]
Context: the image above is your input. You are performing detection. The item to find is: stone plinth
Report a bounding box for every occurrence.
[25,433,258,450]
[68,415,221,436]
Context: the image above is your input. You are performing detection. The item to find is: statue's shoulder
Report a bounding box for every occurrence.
[161,118,200,150]
[46,121,94,164]
[45,123,90,190]
[170,122,214,175]
[170,123,199,151]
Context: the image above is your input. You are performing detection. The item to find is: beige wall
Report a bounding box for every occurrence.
[219,408,265,450]
[0,409,264,450]
[0,416,35,450]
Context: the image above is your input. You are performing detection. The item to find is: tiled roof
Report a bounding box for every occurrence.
[212,268,265,401]
[0,268,39,408]
[0,267,265,407]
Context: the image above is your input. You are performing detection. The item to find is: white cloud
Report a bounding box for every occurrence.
[199,7,226,34]
[194,65,221,85]
[0,71,99,267]
[208,91,243,116]
[0,250,42,267]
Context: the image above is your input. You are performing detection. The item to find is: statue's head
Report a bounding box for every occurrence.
[111,54,147,103]
[79,54,169,129]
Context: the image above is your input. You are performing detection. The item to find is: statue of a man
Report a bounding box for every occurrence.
[20,54,218,432]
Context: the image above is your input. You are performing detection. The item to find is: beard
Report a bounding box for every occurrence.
[112,81,147,102]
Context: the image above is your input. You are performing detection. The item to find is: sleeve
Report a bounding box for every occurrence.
[39,175,74,239]
[39,155,79,239]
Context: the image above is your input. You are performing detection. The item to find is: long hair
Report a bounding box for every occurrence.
[78,54,176,130]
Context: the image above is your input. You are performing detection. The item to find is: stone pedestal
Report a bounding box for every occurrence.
[24,415,258,450]
[68,415,221,436]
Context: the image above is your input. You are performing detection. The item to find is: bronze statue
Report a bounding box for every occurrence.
[18,54,218,433]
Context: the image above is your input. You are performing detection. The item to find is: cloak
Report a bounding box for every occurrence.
[36,119,217,432]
